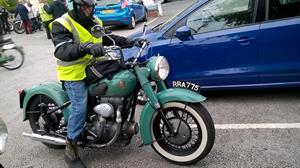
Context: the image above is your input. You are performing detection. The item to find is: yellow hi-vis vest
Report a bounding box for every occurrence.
[38,3,53,22]
[53,13,103,81]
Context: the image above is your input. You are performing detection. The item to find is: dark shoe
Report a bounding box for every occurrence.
[65,139,79,161]
[65,139,86,168]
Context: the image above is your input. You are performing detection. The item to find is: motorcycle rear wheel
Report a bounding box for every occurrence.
[1,47,24,70]
[28,95,65,149]
[151,102,215,165]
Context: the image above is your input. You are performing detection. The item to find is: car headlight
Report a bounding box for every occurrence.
[147,56,170,81]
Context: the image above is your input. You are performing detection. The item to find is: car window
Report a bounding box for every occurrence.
[186,0,256,35]
[268,0,300,20]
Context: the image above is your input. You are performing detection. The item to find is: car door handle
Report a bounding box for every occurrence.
[237,37,250,46]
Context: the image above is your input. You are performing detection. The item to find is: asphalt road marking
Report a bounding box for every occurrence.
[215,123,300,129]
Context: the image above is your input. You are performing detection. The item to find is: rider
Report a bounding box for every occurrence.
[51,0,144,166]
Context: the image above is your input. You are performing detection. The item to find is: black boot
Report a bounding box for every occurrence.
[65,138,86,168]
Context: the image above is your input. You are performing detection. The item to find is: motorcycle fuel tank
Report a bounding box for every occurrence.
[88,70,137,97]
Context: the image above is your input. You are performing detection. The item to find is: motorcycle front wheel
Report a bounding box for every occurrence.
[151,102,215,165]
[1,47,24,70]
[27,94,65,149]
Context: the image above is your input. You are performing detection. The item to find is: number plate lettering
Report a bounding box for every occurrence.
[172,81,201,93]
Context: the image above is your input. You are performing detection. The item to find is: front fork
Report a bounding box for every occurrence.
[134,66,175,135]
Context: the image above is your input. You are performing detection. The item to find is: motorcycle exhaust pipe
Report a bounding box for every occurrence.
[22,132,66,146]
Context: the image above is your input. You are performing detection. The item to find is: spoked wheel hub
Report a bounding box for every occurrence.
[162,118,191,146]
[151,102,215,164]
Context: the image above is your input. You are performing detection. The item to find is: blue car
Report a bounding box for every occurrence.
[94,0,148,29]
[128,0,300,90]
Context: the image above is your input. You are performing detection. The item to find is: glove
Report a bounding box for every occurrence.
[126,38,147,48]
[79,42,105,57]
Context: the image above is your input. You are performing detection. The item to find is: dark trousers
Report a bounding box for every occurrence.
[1,17,10,34]
[31,18,41,31]
[22,19,32,34]
[43,20,52,39]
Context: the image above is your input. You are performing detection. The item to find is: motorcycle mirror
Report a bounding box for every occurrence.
[91,25,106,38]
[142,23,148,38]
[0,118,8,155]
[91,25,116,46]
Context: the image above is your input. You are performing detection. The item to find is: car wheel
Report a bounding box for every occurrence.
[128,16,136,29]
[143,9,148,21]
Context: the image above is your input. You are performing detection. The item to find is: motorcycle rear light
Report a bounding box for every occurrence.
[121,0,128,9]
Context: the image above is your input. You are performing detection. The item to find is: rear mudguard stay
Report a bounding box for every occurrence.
[139,88,206,145]
[22,81,70,121]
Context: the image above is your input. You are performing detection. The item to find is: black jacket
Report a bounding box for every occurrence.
[51,11,132,61]
[44,0,68,20]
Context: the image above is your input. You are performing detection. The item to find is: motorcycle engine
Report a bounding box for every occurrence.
[86,97,123,142]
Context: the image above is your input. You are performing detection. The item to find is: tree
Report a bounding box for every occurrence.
[0,0,18,13]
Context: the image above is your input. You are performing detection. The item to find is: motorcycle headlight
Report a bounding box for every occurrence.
[147,56,170,81]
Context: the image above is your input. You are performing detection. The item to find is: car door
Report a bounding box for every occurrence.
[162,0,259,88]
[258,0,300,84]
[129,0,143,20]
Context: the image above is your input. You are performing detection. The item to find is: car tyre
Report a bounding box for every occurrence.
[128,16,136,29]
[143,9,148,21]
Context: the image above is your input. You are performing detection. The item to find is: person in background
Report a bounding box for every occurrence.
[38,0,53,39]
[31,1,43,32]
[15,0,32,34]
[24,0,42,32]
[0,7,10,35]
[0,6,6,35]
[44,0,68,20]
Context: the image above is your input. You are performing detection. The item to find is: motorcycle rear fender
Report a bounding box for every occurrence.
[20,81,70,121]
[139,88,206,145]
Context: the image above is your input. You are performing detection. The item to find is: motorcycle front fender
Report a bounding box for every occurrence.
[139,88,206,145]
[21,81,70,121]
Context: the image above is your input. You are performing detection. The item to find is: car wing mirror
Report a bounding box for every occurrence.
[175,26,194,41]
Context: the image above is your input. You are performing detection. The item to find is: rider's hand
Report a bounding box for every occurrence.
[126,38,147,48]
[79,42,105,57]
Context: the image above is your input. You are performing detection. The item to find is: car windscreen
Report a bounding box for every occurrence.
[96,0,121,6]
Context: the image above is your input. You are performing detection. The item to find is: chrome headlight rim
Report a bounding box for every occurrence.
[154,56,169,81]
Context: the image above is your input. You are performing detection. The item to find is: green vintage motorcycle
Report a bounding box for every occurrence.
[19,25,215,165]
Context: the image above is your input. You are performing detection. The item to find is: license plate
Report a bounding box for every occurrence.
[102,9,115,14]
[172,81,201,93]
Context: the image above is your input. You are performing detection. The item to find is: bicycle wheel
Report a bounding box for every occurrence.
[2,47,24,70]
[13,21,25,34]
